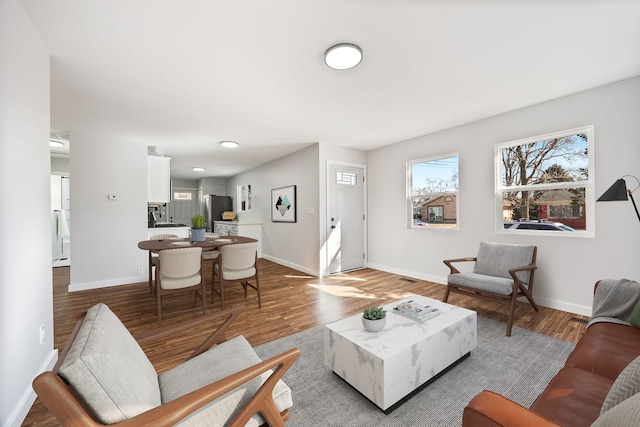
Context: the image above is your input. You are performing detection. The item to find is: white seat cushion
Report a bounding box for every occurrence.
[159,336,292,427]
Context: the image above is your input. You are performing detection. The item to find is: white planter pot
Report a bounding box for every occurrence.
[362,316,386,332]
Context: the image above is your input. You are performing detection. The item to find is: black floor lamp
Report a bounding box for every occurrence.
[597,175,640,223]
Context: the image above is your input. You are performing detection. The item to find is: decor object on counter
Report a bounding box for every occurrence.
[362,306,387,332]
[596,175,640,223]
[190,215,206,242]
[271,185,297,223]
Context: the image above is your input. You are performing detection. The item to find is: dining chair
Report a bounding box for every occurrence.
[148,234,178,293]
[156,247,205,323]
[202,232,220,287]
[212,242,261,309]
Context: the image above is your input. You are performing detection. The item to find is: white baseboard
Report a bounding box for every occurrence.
[261,254,319,277]
[69,276,145,292]
[9,349,58,427]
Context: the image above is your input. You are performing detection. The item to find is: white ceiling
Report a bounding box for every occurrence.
[23,0,640,179]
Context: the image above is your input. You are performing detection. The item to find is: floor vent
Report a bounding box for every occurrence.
[399,278,416,283]
[570,317,588,324]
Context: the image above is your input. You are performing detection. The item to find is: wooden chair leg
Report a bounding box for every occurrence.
[443,284,451,302]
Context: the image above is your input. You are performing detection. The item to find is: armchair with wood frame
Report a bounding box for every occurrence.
[443,241,538,336]
[32,304,300,427]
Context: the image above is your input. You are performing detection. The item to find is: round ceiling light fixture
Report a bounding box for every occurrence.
[192,167,205,172]
[49,140,64,147]
[324,43,363,70]
[220,140,239,148]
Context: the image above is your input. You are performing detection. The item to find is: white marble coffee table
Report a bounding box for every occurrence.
[324,295,477,412]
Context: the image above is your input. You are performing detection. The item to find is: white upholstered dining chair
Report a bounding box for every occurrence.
[148,233,178,293]
[156,247,205,323]
[212,242,261,309]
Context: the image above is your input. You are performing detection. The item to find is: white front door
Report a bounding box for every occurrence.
[327,162,366,274]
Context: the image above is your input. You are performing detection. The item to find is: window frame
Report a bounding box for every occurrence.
[494,125,595,237]
[407,152,459,230]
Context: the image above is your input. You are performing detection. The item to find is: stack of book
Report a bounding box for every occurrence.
[393,300,441,322]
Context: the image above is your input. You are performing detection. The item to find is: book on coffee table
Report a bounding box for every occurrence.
[393,300,441,322]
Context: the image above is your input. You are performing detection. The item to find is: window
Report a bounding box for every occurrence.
[336,170,357,185]
[496,125,594,236]
[172,192,192,200]
[407,153,459,229]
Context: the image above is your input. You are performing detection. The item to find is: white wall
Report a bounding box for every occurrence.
[0,1,52,425]
[226,145,321,275]
[368,76,640,316]
[69,131,149,291]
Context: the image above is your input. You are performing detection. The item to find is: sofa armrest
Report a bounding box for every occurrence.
[443,257,476,274]
[463,391,560,427]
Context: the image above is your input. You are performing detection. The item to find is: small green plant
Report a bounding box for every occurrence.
[363,306,387,320]
[191,215,206,228]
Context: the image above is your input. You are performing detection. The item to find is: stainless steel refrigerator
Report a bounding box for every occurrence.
[204,195,232,230]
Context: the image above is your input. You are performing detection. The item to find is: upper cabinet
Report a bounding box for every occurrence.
[147,156,171,203]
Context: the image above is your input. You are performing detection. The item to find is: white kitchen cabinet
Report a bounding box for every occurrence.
[147,156,171,203]
[213,221,262,257]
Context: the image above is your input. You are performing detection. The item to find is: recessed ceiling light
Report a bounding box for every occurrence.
[49,140,64,147]
[220,141,239,148]
[192,167,205,172]
[324,43,363,70]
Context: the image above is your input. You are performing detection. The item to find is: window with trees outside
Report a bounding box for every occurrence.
[496,125,594,237]
[407,153,459,229]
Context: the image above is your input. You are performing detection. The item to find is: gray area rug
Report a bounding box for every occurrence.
[254,316,575,426]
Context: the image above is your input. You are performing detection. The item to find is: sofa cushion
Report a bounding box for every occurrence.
[530,366,613,427]
[159,335,292,427]
[601,356,640,414]
[473,242,534,283]
[58,303,161,424]
[592,391,640,427]
[565,323,640,380]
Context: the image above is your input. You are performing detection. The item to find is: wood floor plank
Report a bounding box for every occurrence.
[22,260,588,426]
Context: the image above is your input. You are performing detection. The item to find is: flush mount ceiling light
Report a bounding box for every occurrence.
[192,167,205,172]
[49,140,64,147]
[220,141,239,148]
[324,43,363,70]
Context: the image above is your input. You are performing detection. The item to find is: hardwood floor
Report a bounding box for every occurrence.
[22,260,589,426]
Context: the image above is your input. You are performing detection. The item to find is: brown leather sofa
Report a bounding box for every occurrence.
[463,279,640,427]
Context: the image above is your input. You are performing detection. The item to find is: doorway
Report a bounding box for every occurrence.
[326,162,366,274]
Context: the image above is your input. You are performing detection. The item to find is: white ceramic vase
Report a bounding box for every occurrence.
[362,316,386,332]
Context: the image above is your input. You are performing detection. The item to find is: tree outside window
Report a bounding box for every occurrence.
[407,153,459,229]
[496,126,594,236]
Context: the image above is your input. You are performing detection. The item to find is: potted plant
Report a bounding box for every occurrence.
[190,215,207,242]
[362,306,387,332]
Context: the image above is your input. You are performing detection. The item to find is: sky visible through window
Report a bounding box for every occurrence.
[412,156,459,193]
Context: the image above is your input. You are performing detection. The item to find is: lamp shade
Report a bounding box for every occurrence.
[596,178,628,202]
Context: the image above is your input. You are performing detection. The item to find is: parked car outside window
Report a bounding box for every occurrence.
[503,220,577,232]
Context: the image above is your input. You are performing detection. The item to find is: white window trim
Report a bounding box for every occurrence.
[407,152,459,230]
[494,125,595,238]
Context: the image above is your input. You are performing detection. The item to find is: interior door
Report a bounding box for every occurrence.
[327,163,365,274]
[167,189,198,225]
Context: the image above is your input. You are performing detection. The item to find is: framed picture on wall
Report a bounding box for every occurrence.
[271,185,297,223]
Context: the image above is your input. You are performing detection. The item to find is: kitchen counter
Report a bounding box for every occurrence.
[148,226,190,239]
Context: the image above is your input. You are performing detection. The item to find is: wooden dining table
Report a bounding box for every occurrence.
[138,235,257,252]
